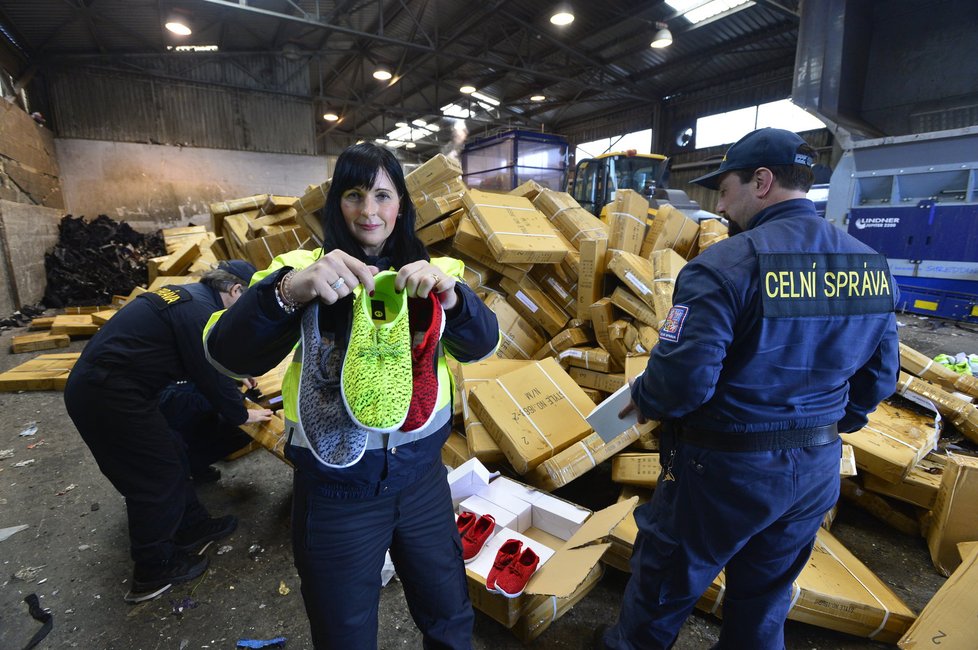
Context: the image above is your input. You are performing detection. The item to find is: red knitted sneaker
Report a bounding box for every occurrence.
[400,292,445,433]
[461,514,496,564]
[456,511,477,538]
[494,545,540,598]
[486,538,522,592]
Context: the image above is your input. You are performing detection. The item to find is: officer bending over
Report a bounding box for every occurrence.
[64,261,272,603]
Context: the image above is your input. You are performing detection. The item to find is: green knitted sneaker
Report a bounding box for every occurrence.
[341,270,413,432]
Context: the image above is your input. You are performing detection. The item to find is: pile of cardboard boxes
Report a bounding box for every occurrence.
[6,153,978,646]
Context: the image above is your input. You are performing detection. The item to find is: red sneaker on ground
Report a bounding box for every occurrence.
[461,514,496,563]
[494,545,540,598]
[486,538,522,592]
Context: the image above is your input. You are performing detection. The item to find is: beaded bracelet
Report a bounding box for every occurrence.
[275,269,299,314]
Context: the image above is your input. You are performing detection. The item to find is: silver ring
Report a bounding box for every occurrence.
[330,277,346,291]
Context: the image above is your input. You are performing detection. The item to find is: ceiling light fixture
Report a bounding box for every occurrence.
[412,118,428,127]
[164,17,192,36]
[650,21,673,48]
[550,8,575,26]
[323,112,339,122]
[405,142,416,149]
[373,66,393,81]
[460,85,476,94]
[530,94,546,102]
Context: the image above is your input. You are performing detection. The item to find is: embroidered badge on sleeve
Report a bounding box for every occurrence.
[658,305,689,342]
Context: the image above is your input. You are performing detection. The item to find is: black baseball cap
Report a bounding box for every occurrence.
[218,259,257,285]
[691,127,814,190]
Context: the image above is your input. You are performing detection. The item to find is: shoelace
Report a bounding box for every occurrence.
[359,329,403,361]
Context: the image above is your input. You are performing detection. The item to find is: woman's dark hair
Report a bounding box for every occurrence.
[319,142,429,267]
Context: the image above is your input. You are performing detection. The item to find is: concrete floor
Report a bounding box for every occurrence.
[1,312,977,649]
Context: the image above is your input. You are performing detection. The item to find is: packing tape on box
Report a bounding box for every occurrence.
[486,231,561,244]
[471,202,539,214]
[859,426,921,452]
[609,211,646,227]
[816,538,890,638]
[537,362,590,423]
[666,219,699,251]
[784,582,802,616]
[711,577,726,615]
[494,378,555,454]
[570,226,608,243]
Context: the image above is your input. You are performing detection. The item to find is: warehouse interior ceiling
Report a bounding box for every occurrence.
[0,0,801,157]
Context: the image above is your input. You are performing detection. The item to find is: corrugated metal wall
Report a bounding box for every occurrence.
[45,55,315,155]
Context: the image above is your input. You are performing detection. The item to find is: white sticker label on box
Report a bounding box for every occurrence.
[515,291,538,313]
[625,271,651,295]
[545,278,570,300]
[560,349,584,359]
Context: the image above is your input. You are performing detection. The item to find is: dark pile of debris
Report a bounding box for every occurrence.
[43,215,165,308]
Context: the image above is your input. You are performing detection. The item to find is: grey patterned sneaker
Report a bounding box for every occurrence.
[298,301,370,468]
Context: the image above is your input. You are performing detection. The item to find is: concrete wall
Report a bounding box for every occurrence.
[0,101,65,314]
[56,139,330,232]
[0,200,61,313]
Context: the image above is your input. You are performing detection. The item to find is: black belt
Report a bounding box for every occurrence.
[679,423,839,452]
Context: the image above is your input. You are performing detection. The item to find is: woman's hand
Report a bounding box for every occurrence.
[285,250,379,306]
[396,261,459,310]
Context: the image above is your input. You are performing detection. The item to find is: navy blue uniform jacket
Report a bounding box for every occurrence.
[632,198,899,434]
[77,283,248,426]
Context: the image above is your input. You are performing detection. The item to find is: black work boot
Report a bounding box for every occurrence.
[174,514,238,555]
[124,550,209,603]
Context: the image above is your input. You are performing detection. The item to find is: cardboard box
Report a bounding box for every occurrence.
[453,215,532,281]
[483,292,546,361]
[650,203,700,260]
[608,250,656,310]
[900,342,978,401]
[697,218,729,253]
[577,238,609,320]
[532,189,608,250]
[529,422,650,491]
[242,227,317,271]
[405,153,462,194]
[606,189,648,255]
[509,179,546,201]
[898,371,978,444]
[500,275,570,338]
[589,297,617,357]
[463,189,570,264]
[899,543,978,649]
[455,358,530,464]
[239,410,289,464]
[209,193,268,234]
[611,452,663,488]
[0,352,80,391]
[531,266,578,316]
[468,358,596,474]
[568,366,626,394]
[862,452,945,509]
[611,286,658,326]
[49,314,99,337]
[447,459,636,639]
[442,430,471,469]
[558,347,615,374]
[927,453,978,576]
[841,399,939,483]
[11,332,70,354]
[840,479,922,537]
[415,191,465,229]
[532,327,592,361]
[412,177,466,206]
[416,209,462,246]
[650,248,686,319]
[607,320,637,367]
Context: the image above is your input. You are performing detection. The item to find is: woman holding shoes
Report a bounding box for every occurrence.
[204,142,498,649]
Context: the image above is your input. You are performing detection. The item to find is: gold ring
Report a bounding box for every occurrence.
[431,273,440,283]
